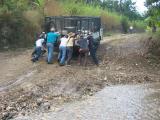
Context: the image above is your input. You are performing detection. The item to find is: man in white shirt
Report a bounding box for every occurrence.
[58,35,68,66]
[31,36,44,62]
[36,38,44,47]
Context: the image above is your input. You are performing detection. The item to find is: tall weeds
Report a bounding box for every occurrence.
[0,0,146,49]
[53,1,145,32]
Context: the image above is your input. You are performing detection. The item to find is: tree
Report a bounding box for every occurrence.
[145,0,160,29]
[30,0,45,15]
[100,0,143,20]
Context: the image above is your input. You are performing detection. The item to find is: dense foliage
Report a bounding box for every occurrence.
[62,0,144,21]
[0,0,146,49]
[58,0,145,32]
[0,0,44,49]
[101,0,143,21]
[145,0,160,30]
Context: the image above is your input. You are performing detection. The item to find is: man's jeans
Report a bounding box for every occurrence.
[89,46,99,65]
[66,47,73,64]
[47,43,54,63]
[32,47,42,61]
[58,46,67,64]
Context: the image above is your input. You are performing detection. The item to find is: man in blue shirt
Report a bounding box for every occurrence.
[46,28,60,64]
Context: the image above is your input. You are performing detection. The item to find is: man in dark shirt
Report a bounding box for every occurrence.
[87,35,99,66]
[77,35,89,66]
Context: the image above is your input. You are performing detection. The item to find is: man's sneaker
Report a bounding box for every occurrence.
[66,64,71,67]
[31,58,36,62]
[47,62,53,64]
[59,63,65,66]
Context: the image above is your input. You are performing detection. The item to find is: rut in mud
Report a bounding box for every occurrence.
[0,34,160,119]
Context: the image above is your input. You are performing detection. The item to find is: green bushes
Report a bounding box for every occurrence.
[121,17,129,33]
[101,11,121,31]
[132,21,146,32]
[0,0,146,50]
[0,12,37,49]
[58,1,145,33]
[0,0,43,50]
[60,1,122,31]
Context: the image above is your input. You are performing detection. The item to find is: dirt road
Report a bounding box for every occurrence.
[14,83,160,120]
[0,33,160,119]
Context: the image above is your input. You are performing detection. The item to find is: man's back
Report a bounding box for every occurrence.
[60,37,68,47]
[47,32,59,43]
[36,38,44,47]
[67,37,74,47]
[78,38,88,49]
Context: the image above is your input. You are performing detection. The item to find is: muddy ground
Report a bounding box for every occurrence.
[0,34,160,119]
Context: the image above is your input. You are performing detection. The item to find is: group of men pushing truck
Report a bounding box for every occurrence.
[31,27,99,66]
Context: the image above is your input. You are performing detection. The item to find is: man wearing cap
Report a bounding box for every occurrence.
[46,28,60,64]
[77,35,89,66]
[66,32,76,65]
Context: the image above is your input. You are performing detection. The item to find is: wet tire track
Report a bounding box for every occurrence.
[0,70,37,92]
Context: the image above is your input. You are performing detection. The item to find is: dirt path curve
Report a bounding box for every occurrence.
[0,33,160,119]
